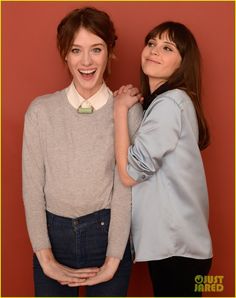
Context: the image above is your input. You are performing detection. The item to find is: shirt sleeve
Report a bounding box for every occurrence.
[128,97,182,182]
[22,102,51,252]
[106,103,143,259]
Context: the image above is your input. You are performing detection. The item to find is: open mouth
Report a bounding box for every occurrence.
[79,69,96,79]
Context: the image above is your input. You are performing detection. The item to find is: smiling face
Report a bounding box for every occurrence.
[141,32,182,93]
[65,27,109,99]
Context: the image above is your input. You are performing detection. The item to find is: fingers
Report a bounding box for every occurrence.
[116,85,128,96]
[59,278,90,287]
[128,87,139,96]
[119,85,141,97]
[114,84,134,96]
[123,84,133,93]
[139,96,144,103]
[137,94,144,101]
[57,271,97,285]
[74,267,99,273]
[60,265,99,275]
[59,278,87,286]
[67,276,104,287]
[58,262,117,287]
[52,265,99,284]
[118,85,130,95]
[62,272,97,280]
[42,259,100,285]
[58,270,109,287]
[114,84,144,98]
[70,272,98,278]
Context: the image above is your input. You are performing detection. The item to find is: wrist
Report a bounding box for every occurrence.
[35,248,55,267]
[114,104,128,119]
[104,256,121,266]
[114,101,129,111]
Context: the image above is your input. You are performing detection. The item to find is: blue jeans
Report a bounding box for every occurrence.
[33,209,132,297]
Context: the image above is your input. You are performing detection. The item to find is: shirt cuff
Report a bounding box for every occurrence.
[127,164,149,182]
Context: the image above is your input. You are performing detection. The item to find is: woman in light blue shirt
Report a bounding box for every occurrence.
[114,21,213,297]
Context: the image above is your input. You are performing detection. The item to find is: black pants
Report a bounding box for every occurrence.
[33,209,132,297]
[148,256,212,297]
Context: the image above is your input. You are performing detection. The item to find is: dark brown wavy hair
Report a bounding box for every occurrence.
[141,21,210,150]
[57,7,117,78]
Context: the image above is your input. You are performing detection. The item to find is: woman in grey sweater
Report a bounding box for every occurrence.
[22,7,142,296]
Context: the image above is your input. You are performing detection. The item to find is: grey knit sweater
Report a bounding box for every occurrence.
[22,88,143,259]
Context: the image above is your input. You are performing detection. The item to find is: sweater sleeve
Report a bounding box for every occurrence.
[22,101,51,252]
[106,103,143,259]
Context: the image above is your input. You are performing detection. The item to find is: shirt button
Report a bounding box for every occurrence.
[101,222,105,226]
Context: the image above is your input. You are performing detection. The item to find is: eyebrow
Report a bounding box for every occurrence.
[151,38,177,48]
[72,43,105,48]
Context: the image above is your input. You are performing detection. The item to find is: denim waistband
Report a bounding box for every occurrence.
[46,208,110,227]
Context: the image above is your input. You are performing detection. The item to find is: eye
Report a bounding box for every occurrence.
[71,48,80,54]
[92,47,102,53]
[163,46,173,52]
[147,41,155,48]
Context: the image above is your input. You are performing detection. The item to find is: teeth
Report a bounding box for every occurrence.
[79,69,96,74]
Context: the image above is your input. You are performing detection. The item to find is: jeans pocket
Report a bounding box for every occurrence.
[97,211,110,234]
[97,218,109,234]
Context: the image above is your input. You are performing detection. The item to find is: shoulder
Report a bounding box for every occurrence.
[157,89,190,109]
[143,89,189,125]
[164,89,191,108]
[147,89,191,114]
[128,103,143,120]
[127,103,143,139]
[25,89,66,118]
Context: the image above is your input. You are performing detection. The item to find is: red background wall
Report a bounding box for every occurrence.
[2,1,234,297]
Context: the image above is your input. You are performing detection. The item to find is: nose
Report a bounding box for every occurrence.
[81,51,92,66]
[151,45,160,56]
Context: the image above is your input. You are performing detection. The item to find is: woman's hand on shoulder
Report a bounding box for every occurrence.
[114,84,143,109]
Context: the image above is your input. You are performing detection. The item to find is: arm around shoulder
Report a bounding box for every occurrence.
[128,102,143,141]
[114,104,140,187]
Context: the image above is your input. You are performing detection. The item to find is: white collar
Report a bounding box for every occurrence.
[66,81,112,110]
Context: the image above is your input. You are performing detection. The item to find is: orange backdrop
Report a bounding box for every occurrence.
[2,1,235,297]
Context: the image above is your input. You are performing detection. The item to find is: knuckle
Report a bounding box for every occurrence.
[107,273,114,280]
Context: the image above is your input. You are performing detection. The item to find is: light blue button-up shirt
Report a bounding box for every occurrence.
[128,89,213,262]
